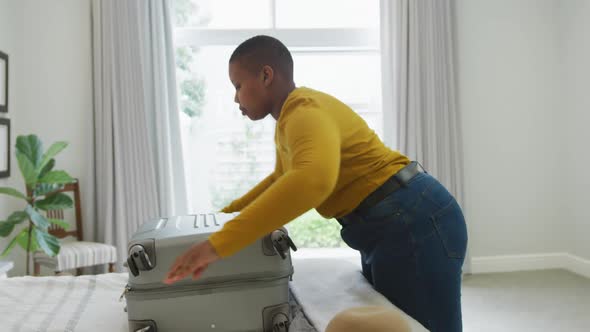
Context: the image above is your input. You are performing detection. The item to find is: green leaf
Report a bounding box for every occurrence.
[0,187,27,200]
[38,159,55,180]
[38,142,67,173]
[8,211,29,223]
[38,171,75,185]
[34,183,64,197]
[0,222,14,237]
[48,218,70,230]
[36,193,73,211]
[1,235,19,257]
[16,228,38,252]
[25,205,50,230]
[0,211,28,237]
[16,151,38,187]
[16,135,43,169]
[34,228,60,256]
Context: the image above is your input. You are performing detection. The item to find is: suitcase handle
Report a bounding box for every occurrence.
[127,244,154,276]
[127,256,139,277]
[138,250,154,270]
[271,230,298,259]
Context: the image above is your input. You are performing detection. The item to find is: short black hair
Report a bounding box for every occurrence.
[229,35,294,81]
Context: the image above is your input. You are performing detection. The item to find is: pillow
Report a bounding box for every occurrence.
[325,306,411,332]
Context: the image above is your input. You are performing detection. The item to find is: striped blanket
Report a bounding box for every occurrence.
[0,273,128,332]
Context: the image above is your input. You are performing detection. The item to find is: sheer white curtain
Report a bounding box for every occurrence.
[381,0,468,271]
[382,0,464,204]
[91,0,188,267]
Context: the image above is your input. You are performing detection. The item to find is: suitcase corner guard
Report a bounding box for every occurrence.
[128,319,157,332]
[263,302,291,332]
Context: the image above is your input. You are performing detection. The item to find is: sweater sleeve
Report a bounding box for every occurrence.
[209,109,341,257]
[220,150,283,213]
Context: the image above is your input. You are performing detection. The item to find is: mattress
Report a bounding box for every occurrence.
[0,258,426,331]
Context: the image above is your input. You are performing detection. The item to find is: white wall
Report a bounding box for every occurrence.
[454,0,566,258]
[0,0,20,274]
[559,0,590,261]
[0,0,93,276]
[0,0,14,205]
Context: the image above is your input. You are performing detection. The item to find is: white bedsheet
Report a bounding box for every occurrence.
[290,258,428,332]
[0,258,428,332]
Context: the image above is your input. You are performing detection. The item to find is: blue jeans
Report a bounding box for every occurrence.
[340,172,467,332]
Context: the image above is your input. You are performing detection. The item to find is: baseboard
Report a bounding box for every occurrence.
[471,253,563,274]
[471,252,590,278]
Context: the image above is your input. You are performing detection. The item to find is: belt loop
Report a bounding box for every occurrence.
[395,161,421,187]
[416,161,428,174]
[396,175,408,187]
[394,162,412,187]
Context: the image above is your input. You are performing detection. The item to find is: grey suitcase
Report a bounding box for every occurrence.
[123,213,297,332]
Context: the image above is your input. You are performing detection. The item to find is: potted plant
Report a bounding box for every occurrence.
[0,134,75,275]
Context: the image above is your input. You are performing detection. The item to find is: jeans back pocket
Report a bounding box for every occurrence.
[431,199,468,260]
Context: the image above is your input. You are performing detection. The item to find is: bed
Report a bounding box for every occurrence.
[0,258,427,332]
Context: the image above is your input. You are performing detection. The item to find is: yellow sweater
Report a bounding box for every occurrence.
[209,87,410,257]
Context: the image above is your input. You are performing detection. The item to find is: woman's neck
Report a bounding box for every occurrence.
[271,82,296,120]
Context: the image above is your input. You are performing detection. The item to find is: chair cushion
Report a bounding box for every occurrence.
[33,241,117,271]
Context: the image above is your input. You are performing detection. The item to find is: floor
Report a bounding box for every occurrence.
[462,269,590,332]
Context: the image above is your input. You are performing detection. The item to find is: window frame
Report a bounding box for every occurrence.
[174,27,379,49]
[171,1,394,255]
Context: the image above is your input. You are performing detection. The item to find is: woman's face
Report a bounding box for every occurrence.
[228,61,273,121]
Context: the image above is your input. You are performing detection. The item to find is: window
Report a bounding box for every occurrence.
[172,0,382,251]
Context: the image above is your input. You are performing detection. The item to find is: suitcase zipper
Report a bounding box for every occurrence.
[119,285,131,302]
[124,272,292,300]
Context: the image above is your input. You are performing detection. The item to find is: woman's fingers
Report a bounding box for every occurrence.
[162,241,220,285]
[164,253,193,284]
[165,261,207,284]
[191,264,209,280]
[164,267,185,284]
[168,264,193,283]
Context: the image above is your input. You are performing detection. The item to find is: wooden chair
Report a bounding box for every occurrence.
[31,180,117,276]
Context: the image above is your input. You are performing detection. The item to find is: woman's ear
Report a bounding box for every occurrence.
[261,65,274,87]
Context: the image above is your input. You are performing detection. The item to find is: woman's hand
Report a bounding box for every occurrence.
[163,240,220,284]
